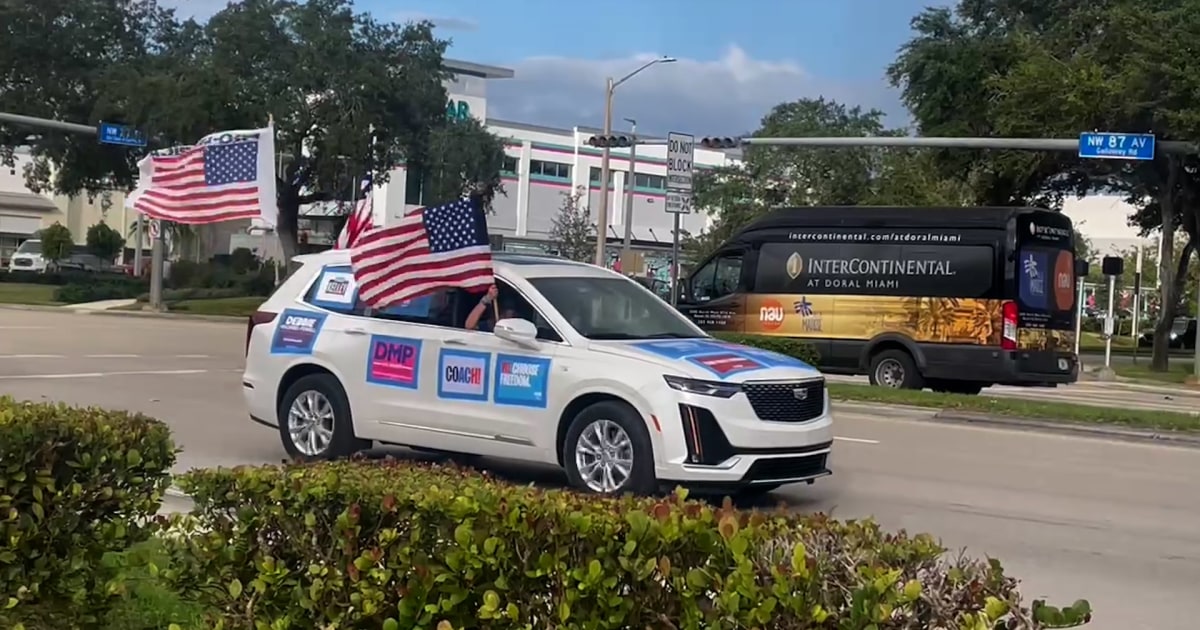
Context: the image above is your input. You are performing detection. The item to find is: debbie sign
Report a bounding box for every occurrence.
[493,354,551,408]
[270,309,327,355]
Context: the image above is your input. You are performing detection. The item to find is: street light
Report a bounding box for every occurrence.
[593,55,676,267]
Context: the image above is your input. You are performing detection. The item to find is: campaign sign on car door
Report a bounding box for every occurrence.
[270,309,327,355]
[366,335,422,389]
[493,354,551,408]
[437,349,490,401]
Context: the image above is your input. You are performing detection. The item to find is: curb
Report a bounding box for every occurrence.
[0,303,246,323]
[831,399,941,418]
[84,309,246,323]
[928,410,1200,447]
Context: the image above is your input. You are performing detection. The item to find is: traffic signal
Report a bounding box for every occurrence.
[700,137,742,149]
[586,135,635,148]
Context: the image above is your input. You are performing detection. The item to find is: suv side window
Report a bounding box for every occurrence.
[457,280,563,342]
[303,266,363,315]
[690,251,743,302]
[365,288,457,327]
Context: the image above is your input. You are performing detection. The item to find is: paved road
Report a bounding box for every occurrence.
[1,308,1198,629]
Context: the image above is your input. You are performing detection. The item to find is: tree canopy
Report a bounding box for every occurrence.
[0,0,507,259]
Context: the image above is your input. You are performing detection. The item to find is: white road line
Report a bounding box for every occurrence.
[833,436,880,444]
[86,354,140,358]
[0,354,65,359]
[0,368,210,380]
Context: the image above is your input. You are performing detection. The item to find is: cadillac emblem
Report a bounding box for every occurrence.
[792,388,809,400]
[785,252,804,279]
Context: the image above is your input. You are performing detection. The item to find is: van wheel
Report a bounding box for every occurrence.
[562,401,657,495]
[278,374,369,461]
[868,349,923,390]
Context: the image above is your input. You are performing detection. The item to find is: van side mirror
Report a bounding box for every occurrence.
[674,279,690,304]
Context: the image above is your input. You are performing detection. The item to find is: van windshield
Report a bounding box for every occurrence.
[530,276,704,340]
[15,240,41,254]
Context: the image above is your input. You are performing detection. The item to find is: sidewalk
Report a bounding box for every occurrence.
[61,298,137,311]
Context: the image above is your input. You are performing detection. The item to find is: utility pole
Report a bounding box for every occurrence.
[593,56,676,266]
[620,118,637,273]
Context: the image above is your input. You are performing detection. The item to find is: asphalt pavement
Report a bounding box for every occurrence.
[1,307,1197,629]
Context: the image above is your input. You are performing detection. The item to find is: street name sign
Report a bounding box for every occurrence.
[1078,132,1155,160]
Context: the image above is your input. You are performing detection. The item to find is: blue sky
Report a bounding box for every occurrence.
[173,0,951,135]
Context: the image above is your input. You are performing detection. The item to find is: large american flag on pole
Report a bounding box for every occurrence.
[125,125,278,226]
[350,196,493,308]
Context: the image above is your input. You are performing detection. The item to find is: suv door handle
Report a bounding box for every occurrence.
[345,327,368,336]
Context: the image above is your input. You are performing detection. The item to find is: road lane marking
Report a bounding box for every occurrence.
[0,354,65,359]
[86,354,140,358]
[834,436,880,444]
[0,369,211,380]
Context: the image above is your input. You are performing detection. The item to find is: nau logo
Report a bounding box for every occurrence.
[326,277,350,296]
[786,252,804,280]
[758,298,785,331]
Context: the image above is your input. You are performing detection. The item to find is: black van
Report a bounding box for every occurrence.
[677,207,1081,394]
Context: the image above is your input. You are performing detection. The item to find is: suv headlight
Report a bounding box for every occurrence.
[663,375,742,398]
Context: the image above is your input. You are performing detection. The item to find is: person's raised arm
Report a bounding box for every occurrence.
[465,285,498,330]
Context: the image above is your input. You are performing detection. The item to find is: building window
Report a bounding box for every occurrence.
[501,155,518,175]
[589,167,619,185]
[529,159,571,180]
[634,173,665,190]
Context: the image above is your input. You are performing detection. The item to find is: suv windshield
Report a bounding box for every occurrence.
[530,276,704,340]
[15,240,41,254]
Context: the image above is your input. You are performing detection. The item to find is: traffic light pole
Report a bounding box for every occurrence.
[620,121,637,272]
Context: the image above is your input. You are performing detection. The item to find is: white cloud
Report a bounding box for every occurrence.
[486,46,905,137]
[393,12,478,32]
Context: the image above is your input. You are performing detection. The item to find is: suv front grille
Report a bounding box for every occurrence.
[742,379,825,423]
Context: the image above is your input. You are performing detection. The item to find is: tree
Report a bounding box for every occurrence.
[38,223,74,269]
[85,223,125,265]
[4,0,506,263]
[548,187,594,262]
[889,0,1200,371]
[0,0,174,194]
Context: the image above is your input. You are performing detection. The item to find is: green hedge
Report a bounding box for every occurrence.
[135,287,248,303]
[164,460,1091,629]
[714,332,820,365]
[0,398,176,626]
[53,279,148,304]
[0,270,130,286]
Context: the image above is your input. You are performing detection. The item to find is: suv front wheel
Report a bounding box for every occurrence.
[562,400,657,495]
[278,373,369,461]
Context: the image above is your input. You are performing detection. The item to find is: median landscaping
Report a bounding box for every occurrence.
[1,397,1093,629]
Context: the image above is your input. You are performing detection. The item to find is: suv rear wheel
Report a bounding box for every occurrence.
[278,373,369,460]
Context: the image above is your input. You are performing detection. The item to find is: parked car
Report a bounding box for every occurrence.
[629,275,671,301]
[242,250,834,496]
[1138,318,1196,349]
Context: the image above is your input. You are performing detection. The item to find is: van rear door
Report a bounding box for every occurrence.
[1012,213,1078,379]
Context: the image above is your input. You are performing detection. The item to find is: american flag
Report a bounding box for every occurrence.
[335,177,374,249]
[126,126,277,226]
[350,196,493,308]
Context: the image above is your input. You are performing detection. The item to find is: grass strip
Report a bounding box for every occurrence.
[827,382,1200,432]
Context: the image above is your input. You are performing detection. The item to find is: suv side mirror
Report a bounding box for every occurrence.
[494,318,538,346]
